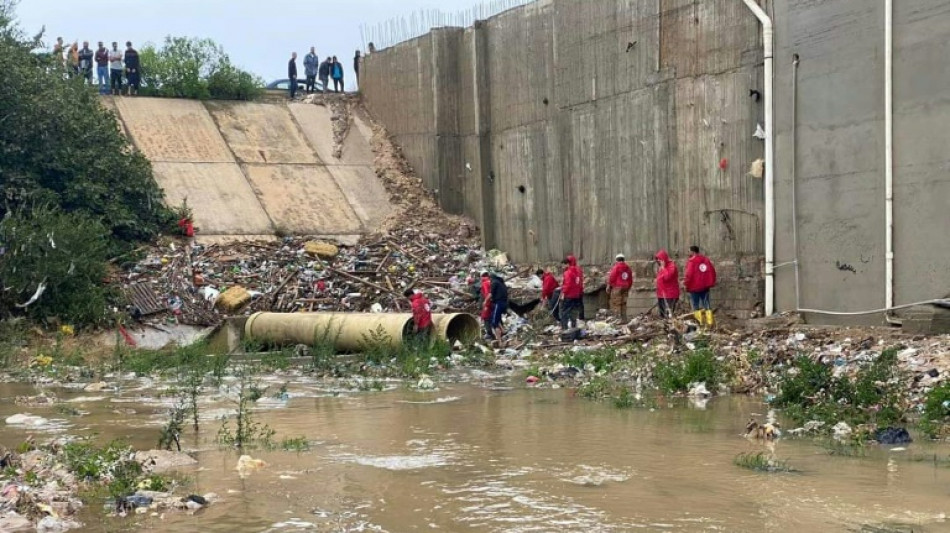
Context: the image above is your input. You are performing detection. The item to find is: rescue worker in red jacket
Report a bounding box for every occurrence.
[684,245,717,328]
[479,270,493,339]
[654,249,680,318]
[540,268,560,321]
[560,255,584,329]
[405,289,433,341]
[607,253,634,321]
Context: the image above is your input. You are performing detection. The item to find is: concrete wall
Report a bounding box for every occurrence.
[362,0,769,316]
[112,97,393,243]
[772,0,950,325]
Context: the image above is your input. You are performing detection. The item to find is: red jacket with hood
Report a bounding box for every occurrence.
[654,250,680,299]
[480,276,492,320]
[410,292,433,330]
[562,255,584,299]
[608,261,633,290]
[541,272,559,300]
[684,254,717,293]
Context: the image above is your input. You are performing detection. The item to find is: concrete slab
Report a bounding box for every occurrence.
[326,165,393,230]
[153,162,274,236]
[207,102,319,164]
[243,164,363,235]
[112,97,234,163]
[288,104,375,166]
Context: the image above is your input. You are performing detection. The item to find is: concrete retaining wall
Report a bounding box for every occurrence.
[363,0,950,326]
[362,0,769,316]
[111,97,393,242]
[772,0,950,326]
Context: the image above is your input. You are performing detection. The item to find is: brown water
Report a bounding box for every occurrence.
[2,376,949,532]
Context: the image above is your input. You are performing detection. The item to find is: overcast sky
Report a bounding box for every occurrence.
[12,0,499,90]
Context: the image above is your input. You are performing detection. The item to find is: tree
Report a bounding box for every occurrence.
[140,36,264,101]
[0,1,173,325]
[0,206,114,325]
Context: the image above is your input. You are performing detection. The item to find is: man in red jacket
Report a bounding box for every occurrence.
[684,245,717,328]
[607,253,633,321]
[560,255,584,329]
[540,268,560,321]
[405,289,433,341]
[654,249,679,319]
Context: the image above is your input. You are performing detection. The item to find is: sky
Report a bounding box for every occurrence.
[12,0,497,91]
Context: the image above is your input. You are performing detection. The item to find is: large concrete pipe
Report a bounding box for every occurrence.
[244,312,479,353]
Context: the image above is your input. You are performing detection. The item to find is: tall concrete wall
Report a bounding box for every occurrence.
[362,0,768,266]
[362,0,769,316]
[364,0,950,326]
[772,0,950,326]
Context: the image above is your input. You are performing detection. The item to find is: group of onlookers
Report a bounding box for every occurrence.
[50,38,140,95]
[287,48,361,99]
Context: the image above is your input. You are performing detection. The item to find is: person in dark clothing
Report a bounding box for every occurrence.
[94,42,109,94]
[331,55,344,93]
[303,47,318,94]
[78,41,94,84]
[353,50,361,87]
[489,273,509,344]
[123,42,140,95]
[318,57,331,94]
[288,52,298,99]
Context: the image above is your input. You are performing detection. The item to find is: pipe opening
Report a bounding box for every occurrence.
[441,314,480,344]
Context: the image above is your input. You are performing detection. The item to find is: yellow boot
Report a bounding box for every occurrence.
[704,310,715,329]
[693,311,704,326]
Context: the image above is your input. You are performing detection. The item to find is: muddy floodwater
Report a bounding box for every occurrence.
[2,377,949,532]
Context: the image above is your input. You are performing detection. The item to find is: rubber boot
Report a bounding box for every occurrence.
[693,311,704,325]
[705,310,715,329]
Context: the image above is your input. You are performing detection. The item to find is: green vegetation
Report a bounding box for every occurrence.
[733,451,795,473]
[216,364,275,449]
[919,382,950,438]
[0,1,173,327]
[139,36,264,101]
[360,325,452,378]
[61,439,173,503]
[561,348,622,374]
[279,436,311,452]
[772,349,905,430]
[653,348,725,394]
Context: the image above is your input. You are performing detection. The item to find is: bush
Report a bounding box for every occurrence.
[139,36,263,101]
[920,382,950,438]
[773,349,905,430]
[0,9,173,247]
[0,207,114,326]
[654,348,724,394]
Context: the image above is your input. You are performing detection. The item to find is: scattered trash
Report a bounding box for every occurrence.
[874,427,912,445]
[235,455,267,477]
[832,421,852,440]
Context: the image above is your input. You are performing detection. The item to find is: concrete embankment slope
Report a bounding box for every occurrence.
[108,96,392,242]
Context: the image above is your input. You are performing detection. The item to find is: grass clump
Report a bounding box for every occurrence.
[733,451,795,473]
[919,382,950,439]
[653,348,724,394]
[773,348,905,433]
[560,348,621,374]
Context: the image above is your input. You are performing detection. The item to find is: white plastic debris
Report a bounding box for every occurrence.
[832,421,852,440]
[687,382,711,398]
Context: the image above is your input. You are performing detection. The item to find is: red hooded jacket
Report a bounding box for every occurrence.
[608,261,633,290]
[562,255,584,299]
[541,272,559,300]
[684,254,717,293]
[654,250,680,299]
[410,292,433,330]
[480,276,492,320]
